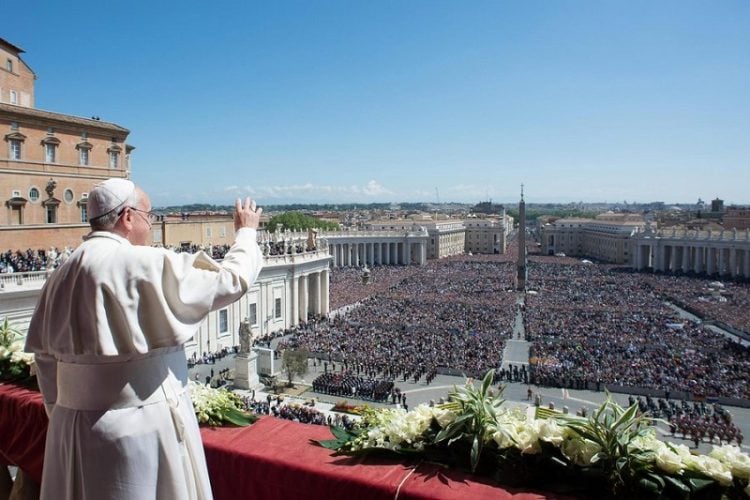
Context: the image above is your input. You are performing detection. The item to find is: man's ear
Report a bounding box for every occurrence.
[116,207,134,233]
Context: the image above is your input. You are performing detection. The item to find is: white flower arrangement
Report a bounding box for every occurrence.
[187,380,255,427]
[0,318,34,381]
[321,371,750,499]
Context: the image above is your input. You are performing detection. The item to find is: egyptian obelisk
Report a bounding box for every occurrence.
[516,185,527,291]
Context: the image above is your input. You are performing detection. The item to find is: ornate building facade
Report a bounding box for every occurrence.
[0,37,133,250]
[540,213,645,264]
[631,226,750,278]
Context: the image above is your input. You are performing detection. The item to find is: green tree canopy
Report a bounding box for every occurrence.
[266,212,339,232]
[282,349,309,387]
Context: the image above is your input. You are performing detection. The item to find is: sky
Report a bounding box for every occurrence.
[6,1,750,206]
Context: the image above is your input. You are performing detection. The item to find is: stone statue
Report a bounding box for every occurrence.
[239,318,251,354]
[307,228,318,251]
[45,178,57,198]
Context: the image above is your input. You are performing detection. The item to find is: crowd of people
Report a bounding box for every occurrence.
[311,372,394,402]
[328,265,423,311]
[241,395,354,428]
[283,260,516,398]
[525,260,750,399]
[0,247,72,273]
[645,272,750,336]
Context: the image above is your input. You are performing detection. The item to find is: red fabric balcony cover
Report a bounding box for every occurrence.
[0,383,568,499]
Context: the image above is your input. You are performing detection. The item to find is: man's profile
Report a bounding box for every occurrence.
[26,178,263,500]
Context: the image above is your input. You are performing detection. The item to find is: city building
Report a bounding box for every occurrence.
[366,218,466,259]
[631,226,750,278]
[0,37,133,250]
[723,206,750,231]
[321,227,429,267]
[540,213,645,264]
[464,215,512,255]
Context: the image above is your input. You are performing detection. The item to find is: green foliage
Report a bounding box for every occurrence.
[435,370,505,472]
[282,349,309,387]
[266,212,339,232]
[0,317,21,346]
[557,393,661,497]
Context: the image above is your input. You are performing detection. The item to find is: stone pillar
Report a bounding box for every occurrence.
[694,247,703,274]
[320,269,329,315]
[292,274,300,326]
[745,249,750,279]
[368,242,374,267]
[309,273,320,315]
[681,246,690,273]
[234,350,260,390]
[634,244,642,270]
[707,247,716,275]
[384,243,390,265]
[654,244,663,272]
[718,248,726,276]
[405,241,412,265]
[729,248,738,277]
[421,242,427,264]
[300,275,309,323]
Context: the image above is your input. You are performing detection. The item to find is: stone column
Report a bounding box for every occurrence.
[421,242,427,264]
[384,243,390,265]
[681,246,690,273]
[718,248,726,276]
[729,248,738,277]
[405,241,412,265]
[320,269,329,315]
[300,275,309,323]
[634,244,642,270]
[292,274,299,326]
[694,246,703,274]
[308,273,320,314]
[368,242,374,267]
[745,249,750,279]
[707,247,716,275]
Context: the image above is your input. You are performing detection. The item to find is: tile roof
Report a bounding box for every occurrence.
[0,103,130,134]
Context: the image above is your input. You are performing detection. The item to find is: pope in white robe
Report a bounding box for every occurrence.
[25,179,264,500]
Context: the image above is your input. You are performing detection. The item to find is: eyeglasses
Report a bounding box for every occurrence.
[129,207,159,225]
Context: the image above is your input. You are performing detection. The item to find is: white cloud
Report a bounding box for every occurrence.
[218,180,394,202]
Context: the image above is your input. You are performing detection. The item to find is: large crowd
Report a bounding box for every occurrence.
[526,260,750,399]
[282,260,516,399]
[0,248,72,273]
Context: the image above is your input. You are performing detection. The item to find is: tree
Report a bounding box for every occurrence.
[266,212,339,232]
[282,349,309,387]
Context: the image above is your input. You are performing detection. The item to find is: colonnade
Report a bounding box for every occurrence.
[291,269,329,326]
[328,240,427,268]
[632,229,750,278]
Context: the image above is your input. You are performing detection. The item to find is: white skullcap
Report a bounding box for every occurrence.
[88,178,137,220]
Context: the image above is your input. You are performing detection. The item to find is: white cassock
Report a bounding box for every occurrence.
[25,228,263,500]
